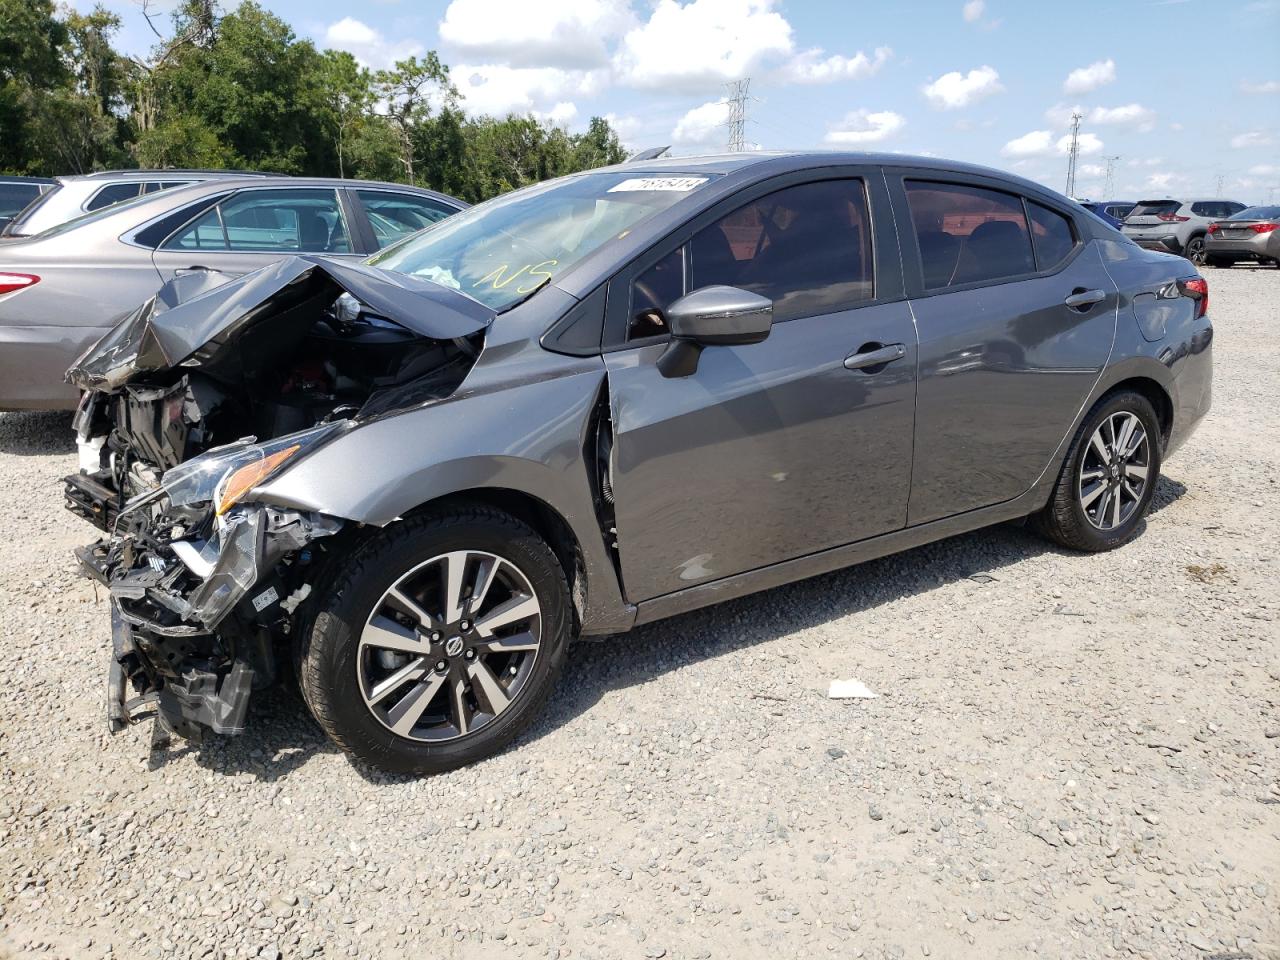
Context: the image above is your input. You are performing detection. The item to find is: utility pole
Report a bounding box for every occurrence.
[1102,155,1121,198]
[1064,111,1083,197]
[724,78,750,153]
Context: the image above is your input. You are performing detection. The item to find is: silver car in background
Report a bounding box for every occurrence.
[1121,197,1247,263]
[1204,205,1280,268]
[0,177,465,410]
[0,169,284,239]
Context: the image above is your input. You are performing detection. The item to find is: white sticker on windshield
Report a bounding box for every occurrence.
[608,177,709,193]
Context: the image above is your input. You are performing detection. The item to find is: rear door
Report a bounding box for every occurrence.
[150,186,363,282]
[888,173,1118,525]
[603,170,919,602]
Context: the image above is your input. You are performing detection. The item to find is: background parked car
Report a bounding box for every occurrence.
[1205,205,1280,268]
[0,169,285,239]
[0,175,56,234]
[1077,199,1135,229]
[0,177,465,410]
[1121,197,1247,263]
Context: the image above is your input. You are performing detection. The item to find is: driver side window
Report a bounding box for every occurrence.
[628,247,684,340]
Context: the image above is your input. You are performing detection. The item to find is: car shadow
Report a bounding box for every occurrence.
[156,475,1189,782]
[0,411,75,456]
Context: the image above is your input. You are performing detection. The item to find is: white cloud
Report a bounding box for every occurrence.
[324,17,423,68]
[438,0,633,69]
[1249,163,1279,175]
[1231,130,1274,148]
[823,109,906,145]
[453,64,606,117]
[614,0,793,93]
[922,65,1003,109]
[1079,163,1105,177]
[1063,58,1116,94]
[534,101,579,127]
[1058,131,1103,155]
[1241,79,1280,94]
[962,0,984,20]
[1145,171,1185,192]
[672,99,731,146]
[1044,102,1084,127]
[781,46,892,84]
[1088,103,1156,132]
[1002,129,1053,157]
[603,112,643,142]
[1002,128,1103,158]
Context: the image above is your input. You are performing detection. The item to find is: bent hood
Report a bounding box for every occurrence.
[67,255,494,392]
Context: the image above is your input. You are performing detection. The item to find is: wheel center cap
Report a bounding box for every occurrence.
[445,636,464,657]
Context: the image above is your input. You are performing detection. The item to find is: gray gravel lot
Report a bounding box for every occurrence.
[1,266,1278,960]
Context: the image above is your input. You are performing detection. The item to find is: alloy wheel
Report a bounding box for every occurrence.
[357,550,542,742]
[1186,236,1206,264]
[1078,411,1150,531]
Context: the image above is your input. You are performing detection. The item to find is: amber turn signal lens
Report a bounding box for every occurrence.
[215,445,300,516]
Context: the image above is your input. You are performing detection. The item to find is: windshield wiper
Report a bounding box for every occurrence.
[497,276,551,314]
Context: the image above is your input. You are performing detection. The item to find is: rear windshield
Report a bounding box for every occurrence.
[1129,200,1180,217]
[0,182,44,218]
[369,171,720,311]
[4,183,62,231]
[1228,205,1280,220]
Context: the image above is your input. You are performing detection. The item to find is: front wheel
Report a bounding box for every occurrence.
[1032,391,1163,552]
[299,506,572,775]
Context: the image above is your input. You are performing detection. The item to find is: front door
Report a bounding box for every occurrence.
[150,186,362,283]
[604,175,919,603]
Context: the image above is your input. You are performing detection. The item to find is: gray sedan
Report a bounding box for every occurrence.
[66,152,1213,775]
[0,177,465,410]
[1204,205,1280,267]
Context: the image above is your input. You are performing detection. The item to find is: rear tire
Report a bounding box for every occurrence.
[1032,390,1163,552]
[1183,234,1206,265]
[299,505,572,775]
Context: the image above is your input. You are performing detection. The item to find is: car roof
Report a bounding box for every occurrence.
[62,169,285,181]
[0,175,56,184]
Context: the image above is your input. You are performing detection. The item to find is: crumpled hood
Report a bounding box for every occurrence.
[66,255,494,392]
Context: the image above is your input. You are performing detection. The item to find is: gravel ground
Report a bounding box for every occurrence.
[1,266,1277,960]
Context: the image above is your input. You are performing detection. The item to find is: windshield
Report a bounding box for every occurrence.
[1129,200,1180,217]
[368,171,720,311]
[1228,205,1280,220]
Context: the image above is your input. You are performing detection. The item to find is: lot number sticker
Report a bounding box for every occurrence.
[608,177,709,193]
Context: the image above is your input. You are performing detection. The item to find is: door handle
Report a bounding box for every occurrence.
[173,265,212,276]
[1064,288,1106,309]
[844,342,906,371]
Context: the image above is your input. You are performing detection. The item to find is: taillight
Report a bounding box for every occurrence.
[1157,213,1190,222]
[1250,222,1278,234]
[0,273,39,295]
[1207,223,1220,235]
[1178,277,1209,319]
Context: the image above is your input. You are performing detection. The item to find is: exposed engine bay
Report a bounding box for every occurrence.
[64,256,491,739]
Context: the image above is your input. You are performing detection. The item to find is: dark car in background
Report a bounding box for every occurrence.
[63,152,1213,775]
[1122,198,1247,262]
[0,177,465,410]
[0,175,56,234]
[1078,199,1135,230]
[1205,205,1280,267]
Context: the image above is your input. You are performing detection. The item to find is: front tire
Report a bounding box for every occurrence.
[1033,391,1162,552]
[299,506,572,775]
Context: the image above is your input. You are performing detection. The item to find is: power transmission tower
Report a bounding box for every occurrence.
[1102,155,1121,198]
[1214,173,1225,198]
[1064,111,1083,197]
[724,78,750,153]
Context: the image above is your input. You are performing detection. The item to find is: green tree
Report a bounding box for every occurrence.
[0,0,68,173]
[373,53,456,184]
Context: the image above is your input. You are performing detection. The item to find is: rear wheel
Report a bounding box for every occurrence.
[1183,234,1206,265]
[299,506,571,775]
[1033,391,1162,552]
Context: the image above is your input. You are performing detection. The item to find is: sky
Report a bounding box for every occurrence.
[87,0,1280,203]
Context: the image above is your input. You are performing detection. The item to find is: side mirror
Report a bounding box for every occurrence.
[657,285,773,378]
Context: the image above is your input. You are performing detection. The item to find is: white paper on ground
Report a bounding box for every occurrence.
[828,678,878,699]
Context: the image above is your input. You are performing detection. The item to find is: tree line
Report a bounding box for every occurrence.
[0,0,630,203]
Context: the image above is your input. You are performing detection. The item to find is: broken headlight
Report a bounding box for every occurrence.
[161,420,351,514]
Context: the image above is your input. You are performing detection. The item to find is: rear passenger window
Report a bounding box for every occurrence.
[906,181,1035,289]
[1027,201,1076,271]
[688,179,873,323]
[85,183,142,211]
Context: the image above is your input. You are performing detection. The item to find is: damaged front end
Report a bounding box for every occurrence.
[64,256,492,740]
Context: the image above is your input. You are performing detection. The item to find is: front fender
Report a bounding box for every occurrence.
[253,354,634,634]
